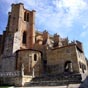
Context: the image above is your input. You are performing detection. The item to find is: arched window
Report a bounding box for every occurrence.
[24,12,26,21]
[79,62,86,73]
[22,31,26,44]
[64,61,73,72]
[24,12,29,22]
[27,13,29,22]
[34,54,37,61]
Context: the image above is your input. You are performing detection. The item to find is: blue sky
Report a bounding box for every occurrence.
[0,0,88,58]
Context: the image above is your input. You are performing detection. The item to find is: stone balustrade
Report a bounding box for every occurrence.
[0,71,21,77]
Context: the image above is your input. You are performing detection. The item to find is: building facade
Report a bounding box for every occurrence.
[0,3,88,86]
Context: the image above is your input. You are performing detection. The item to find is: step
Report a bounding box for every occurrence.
[27,73,82,86]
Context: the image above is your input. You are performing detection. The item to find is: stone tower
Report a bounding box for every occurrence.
[7,3,36,51]
[1,3,36,72]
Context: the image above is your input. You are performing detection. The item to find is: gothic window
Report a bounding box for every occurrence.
[79,62,82,68]
[24,12,26,21]
[27,13,29,22]
[22,31,26,44]
[24,12,29,22]
[84,65,86,70]
[82,64,85,73]
[79,62,86,73]
[34,54,37,61]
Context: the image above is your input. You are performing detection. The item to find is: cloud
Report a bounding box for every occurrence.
[83,24,88,29]
[52,0,87,25]
[33,0,88,37]
[1,0,15,4]
[81,31,88,37]
[0,0,88,35]
[81,24,88,37]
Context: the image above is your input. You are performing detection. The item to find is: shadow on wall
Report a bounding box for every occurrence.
[79,76,88,88]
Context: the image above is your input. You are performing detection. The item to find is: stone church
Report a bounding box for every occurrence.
[0,3,88,86]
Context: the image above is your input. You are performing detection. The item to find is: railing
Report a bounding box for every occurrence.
[0,71,21,77]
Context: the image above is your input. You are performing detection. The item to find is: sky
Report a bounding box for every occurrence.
[0,0,88,58]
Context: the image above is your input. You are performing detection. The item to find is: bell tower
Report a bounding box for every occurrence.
[6,3,36,50]
[1,3,36,72]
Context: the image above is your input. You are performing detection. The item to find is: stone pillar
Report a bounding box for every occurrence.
[32,68,35,78]
[21,63,24,77]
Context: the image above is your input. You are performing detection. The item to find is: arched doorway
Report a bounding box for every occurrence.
[64,61,73,73]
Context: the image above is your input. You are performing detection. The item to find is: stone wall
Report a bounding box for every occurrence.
[1,56,16,72]
[46,44,79,74]
[0,75,32,86]
[0,32,16,72]
[3,33,14,56]
[76,46,88,80]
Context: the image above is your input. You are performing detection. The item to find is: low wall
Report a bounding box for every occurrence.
[0,77,22,86]
[0,71,20,77]
[0,71,33,86]
[0,76,33,86]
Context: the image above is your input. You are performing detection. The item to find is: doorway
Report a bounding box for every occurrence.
[64,61,73,73]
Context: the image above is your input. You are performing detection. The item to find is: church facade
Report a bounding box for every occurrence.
[0,3,88,86]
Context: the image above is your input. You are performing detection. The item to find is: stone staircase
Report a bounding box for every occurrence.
[26,73,82,86]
